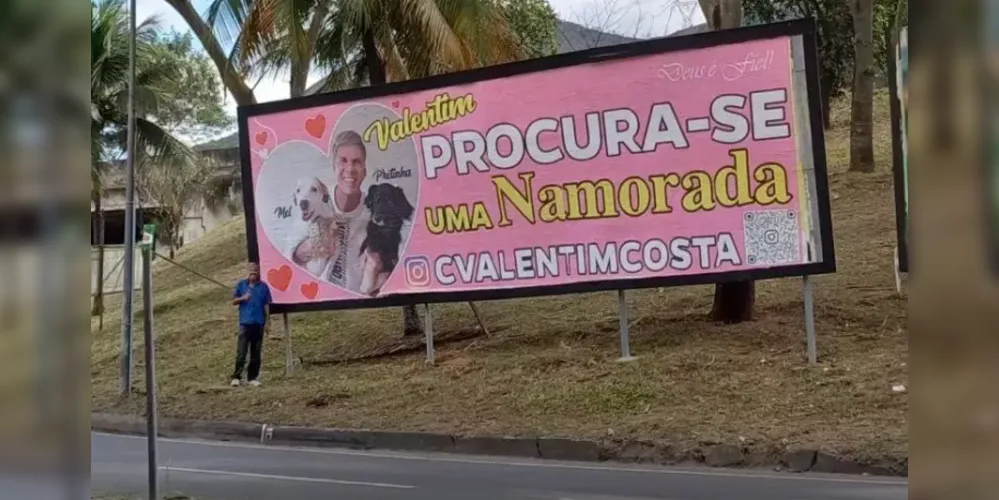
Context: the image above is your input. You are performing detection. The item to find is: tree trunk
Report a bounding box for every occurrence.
[707,0,755,324]
[162,0,256,105]
[697,0,721,29]
[848,0,876,172]
[711,280,756,323]
[403,306,423,336]
[362,26,420,336]
[820,74,834,129]
[363,28,387,86]
[290,67,309,99]
[718,0,742,29]
[92,187,106,321]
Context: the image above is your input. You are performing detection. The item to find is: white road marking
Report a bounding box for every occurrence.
[95,432,906,486]
[159,466,416,489]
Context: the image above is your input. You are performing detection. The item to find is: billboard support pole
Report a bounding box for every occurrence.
[893,247,904,297]
[617,290,636,362]
[803,275,817,365]
[424,304,435,365]
[282,313,293,376]
[467,302,490,336]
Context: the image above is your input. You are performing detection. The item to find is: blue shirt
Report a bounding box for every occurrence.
[234,279,272,326]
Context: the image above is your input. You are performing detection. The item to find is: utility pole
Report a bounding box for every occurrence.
[119,0,138,395]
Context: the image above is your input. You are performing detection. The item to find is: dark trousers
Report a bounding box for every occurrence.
[231,324,264,381]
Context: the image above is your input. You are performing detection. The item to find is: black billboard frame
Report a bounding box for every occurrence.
[237,17,836,314]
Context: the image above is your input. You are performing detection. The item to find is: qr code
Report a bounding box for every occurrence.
[743,209,801,266]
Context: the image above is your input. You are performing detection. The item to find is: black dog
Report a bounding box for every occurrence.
[358,183,414,294]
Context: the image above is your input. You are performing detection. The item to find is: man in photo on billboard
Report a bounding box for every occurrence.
[291,130,371,293]
[230,262,272,387]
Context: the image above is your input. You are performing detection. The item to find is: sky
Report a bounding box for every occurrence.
[133,0,705,140]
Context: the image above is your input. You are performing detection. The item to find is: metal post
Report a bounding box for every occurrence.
[617,290,636,361]
[424,304,435,365]
[893,246,903,297]
[141,249,158,500]
[119,0,138,395]
[283,313,293,376]
[803,275,817,365]
[467,302,490,336]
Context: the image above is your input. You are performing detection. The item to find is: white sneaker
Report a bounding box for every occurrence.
[248,380,262,387]
[230,379,240,387]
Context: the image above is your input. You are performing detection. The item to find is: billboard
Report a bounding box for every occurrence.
[889,26,909,273]
[238,19,834,313]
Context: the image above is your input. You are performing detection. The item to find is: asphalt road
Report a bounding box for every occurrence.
[92,432,908,500]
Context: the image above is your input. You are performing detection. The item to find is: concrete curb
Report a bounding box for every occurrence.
[91,413,906,477]
[92,412,262,443]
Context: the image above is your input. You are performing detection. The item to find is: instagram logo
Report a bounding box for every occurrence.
[403,255,432,288]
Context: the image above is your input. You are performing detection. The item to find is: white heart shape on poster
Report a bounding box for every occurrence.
[253,140,336,280]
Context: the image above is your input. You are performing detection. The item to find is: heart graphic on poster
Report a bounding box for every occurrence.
[253,103,420,298]
[254,131,268,145]
[305,114,326,139]
[266,265,293,292]
[300,281,319,299]
[391,100,400,109]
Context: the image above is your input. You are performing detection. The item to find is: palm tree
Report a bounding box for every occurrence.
[313,1,523,335]
[197,0,522,98]
[315,0,523,89]
[91,0,194,319]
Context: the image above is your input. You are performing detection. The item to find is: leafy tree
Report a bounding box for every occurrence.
[494,0,560,58]
[147,30,234,143]
[138,156,232,259]
[742,0,852,130]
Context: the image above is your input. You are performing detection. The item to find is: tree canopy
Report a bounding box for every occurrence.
[146,30,233,143]
[494,0,560,58]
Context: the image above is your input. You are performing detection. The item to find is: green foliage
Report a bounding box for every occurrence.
[494,0,559,58]
[91,0,194,180]
[744,0,901,100]
[92,0,235,253]
[200,0,527,96]
[147,30,234,143]
[743,0,853,102]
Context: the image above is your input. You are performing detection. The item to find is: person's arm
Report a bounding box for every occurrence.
[231,283,249,305]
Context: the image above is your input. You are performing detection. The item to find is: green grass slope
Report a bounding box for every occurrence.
[91,94,907,462]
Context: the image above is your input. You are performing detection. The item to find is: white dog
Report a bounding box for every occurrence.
[287,177,342,277]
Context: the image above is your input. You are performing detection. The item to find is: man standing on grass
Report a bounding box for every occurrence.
[230,262,272,387]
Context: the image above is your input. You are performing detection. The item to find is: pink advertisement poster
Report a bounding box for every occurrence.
[240,23,833,309]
